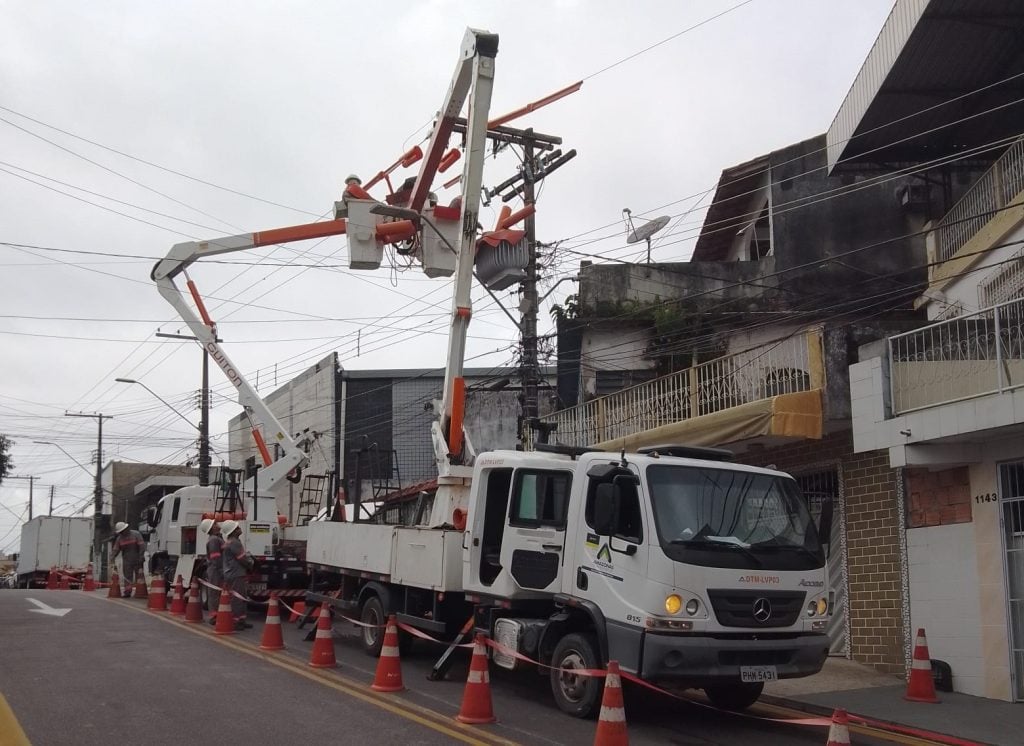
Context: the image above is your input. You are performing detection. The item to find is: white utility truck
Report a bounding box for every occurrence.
[301,28,833,718]
[16,516,93,589]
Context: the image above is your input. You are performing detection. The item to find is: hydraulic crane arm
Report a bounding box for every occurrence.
[151,219,351,497]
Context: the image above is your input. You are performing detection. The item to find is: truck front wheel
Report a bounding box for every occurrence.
[550,633,602,719]
[703,681,764,711]
[359,595,385,657]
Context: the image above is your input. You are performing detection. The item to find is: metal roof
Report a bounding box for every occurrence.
[827,0,1024,172]
[690,153,770,262]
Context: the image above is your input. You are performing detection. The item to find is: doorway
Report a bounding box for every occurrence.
[1000,460,1024,701]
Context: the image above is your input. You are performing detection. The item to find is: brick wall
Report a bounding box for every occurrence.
[742,430,906,674]
[905,467,971,528]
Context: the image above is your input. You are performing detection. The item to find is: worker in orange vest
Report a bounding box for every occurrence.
[199,518,224,623]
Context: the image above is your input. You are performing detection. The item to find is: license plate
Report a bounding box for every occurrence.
[740,665,777,683]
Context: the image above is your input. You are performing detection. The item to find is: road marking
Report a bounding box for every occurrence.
[26,597,72,617]
[0,693,31,746]
[111,599,517,746]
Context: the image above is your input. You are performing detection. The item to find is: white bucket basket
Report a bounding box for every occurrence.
[346,198,383,270]
[420,208,459,278]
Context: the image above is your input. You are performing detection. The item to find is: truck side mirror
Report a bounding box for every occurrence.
[818,497,834,556]
[593,483,620,536]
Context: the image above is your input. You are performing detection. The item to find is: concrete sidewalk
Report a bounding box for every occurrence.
[764,658,1022,745]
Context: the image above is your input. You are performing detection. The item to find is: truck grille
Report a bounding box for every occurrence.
[707,589,805,628]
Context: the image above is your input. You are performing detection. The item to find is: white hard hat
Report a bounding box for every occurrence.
[220,519,240,537]
[115,521,129,534]
[344,173,362,185]
[198,518,214,534]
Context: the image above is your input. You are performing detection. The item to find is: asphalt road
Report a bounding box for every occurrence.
[0,589,912,745]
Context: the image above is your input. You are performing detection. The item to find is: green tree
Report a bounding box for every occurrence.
[0,435,13,485]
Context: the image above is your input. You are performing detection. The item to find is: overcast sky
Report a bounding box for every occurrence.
[0,0,894,551]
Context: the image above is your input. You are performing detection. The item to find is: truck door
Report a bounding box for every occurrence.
[569,471,649,672]
[499,468,573,593]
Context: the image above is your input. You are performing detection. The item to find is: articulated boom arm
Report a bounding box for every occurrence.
[151,220,349,497]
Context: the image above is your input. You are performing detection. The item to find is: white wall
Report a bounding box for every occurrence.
[928,221,1024,320]
[580,324,654,399]
[907,522,985,696]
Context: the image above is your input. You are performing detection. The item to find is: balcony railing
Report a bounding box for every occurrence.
[934,136,1024,264]
[539,329,823,448]
[888,296,1024,415]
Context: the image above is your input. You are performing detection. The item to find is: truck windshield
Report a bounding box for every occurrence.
[647,465,824,571]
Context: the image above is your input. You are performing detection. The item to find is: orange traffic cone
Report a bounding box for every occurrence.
[456,633,496,724]
[825,708,851,746]
[593,660,628,746]
[108,569,122,598]
[148,576,167,611]
[169,575,186,616]
[83,564,96,592]
[58,572,70,590]
[371,615,404,692]
[184,578,204,623]
[308,605,337,668]
[46,568,58,590]
[214,586,236,635]
[134,575,149,599]
[259,594,286,651]
[905,628,939,703]
[288,601,306,623]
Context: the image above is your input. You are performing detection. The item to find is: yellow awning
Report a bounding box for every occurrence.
[593,389,822,451]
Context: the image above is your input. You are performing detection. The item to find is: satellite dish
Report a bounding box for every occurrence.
[624,214,670,263]
[626,215,670,244]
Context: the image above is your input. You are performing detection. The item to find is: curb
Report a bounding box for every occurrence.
[759,693,995,746]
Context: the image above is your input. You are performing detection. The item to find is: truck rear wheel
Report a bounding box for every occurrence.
[703,681,764,711]
[359,595,385,657]
[550,633,602,719]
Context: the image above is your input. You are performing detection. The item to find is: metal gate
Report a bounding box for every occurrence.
[1000,460,1024,701]
[796,469,847,656]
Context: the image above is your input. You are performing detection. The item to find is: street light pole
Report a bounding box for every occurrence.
[155,332,213,486]
[64,412,113,570]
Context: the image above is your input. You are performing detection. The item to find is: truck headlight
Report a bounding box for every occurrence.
[665,594,682,615]
[685,598,700,616]
[816,598,828,616]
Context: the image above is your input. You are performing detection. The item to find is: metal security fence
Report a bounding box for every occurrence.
[539,329,823,448]
[889,296,1024,414]
[935,136,1024,264]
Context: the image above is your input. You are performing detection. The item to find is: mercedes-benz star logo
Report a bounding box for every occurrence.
[752,597,772,623]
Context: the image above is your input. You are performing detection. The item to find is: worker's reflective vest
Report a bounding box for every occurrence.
[112,530,145,566]
[206,535,225,581]
[222,537,253,580]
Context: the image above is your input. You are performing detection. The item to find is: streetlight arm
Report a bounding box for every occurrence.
[115,378,199,431]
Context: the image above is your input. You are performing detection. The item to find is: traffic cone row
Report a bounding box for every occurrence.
[58,572,70,591]
[214,587,236,635]
[46,568,58,590]
[905,627,939,703]
[148,576,167,611]
[259,595,285,651]
[826,708,850,746]
[308,605,336,668]
[169,575,186,616]
[184,579,204,623]
[371,615,404,692]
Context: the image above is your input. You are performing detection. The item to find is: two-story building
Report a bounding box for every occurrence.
[545,0,1023,681]
[846,0,1024,700]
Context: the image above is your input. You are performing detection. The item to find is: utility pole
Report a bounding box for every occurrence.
[520,140,540,441]
[7,475,35,520]
[65,412,113,569]
[48,484,54,516]
[465,119,575,446]
[156,331,212,485]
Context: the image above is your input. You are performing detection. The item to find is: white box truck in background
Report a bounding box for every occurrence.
[16,516,93,588]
